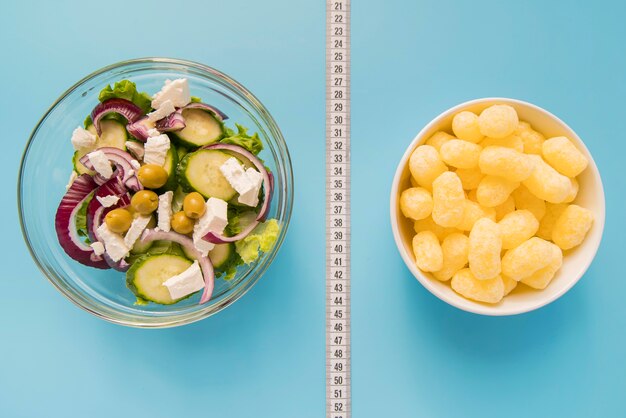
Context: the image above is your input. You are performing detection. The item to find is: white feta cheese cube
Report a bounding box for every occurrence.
[192,197,228,256]
[130,159,141,170]
[96,223,130,262]
[65,171,78,191]
[71,127,96,151]
[220,157,255,196]
[238,168,264,207]
[157,191,173,232]
[125,141,145,160]
[163,261,205,300]
[90,241,105,256]
[144,134,170,166]
[147,99,176,122]
[88,150,113,179]
[193,239,214,258]
[201,198,229,233]
[151,78,191,109]
[96,195,120,208]
[124,215,152,248]
[147,128,161,138]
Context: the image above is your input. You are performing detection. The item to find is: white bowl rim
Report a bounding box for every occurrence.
[390,97,606,316]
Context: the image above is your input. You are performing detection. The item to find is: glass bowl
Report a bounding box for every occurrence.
[19,58,293,328]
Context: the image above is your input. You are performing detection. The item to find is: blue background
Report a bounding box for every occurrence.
[1,0,624,417]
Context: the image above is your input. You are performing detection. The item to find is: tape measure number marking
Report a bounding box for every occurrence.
[326,1,350,417]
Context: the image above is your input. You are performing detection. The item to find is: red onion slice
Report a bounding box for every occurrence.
[261,171,274,222]
[203,220,260,244]
[79,147,143,191]
[139,229,215,304]
[155,109,186,132]
[124,176,142,192]
[86,177,132,272]
[104,253,130,272]
[127,117,155,142]
[92,98,144,135]
[55,174,109,269]
[185,102,228,121]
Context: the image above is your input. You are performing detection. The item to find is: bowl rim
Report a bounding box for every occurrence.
[18,57,294,328]
[389,97,606,316]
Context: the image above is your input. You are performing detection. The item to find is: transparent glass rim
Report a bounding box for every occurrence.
[18,57,294,328]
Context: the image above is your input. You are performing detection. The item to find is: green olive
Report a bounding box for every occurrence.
[171,211,195,234]
[131,190,159,215]
[104,208,133,234]
[183,192,206,219]
[137,164,169,189]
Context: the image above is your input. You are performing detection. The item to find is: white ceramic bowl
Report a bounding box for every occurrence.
[390,98,605,316]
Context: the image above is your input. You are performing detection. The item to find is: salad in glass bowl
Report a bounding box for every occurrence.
[60,77,279,305]
[19,59,292,327]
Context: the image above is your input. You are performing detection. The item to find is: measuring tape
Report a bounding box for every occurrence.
[326,0,350,417]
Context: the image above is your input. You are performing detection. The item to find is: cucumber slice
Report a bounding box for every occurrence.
[74,120,127,174]
[95,119,128,149]
[130,239,153,255]
[223,150,255,170]
[73,148,94,175]
[129,239,183,258]
[157,147,179,193]
[209,243,235,269]
[177,149,237,200]
[126,253,193,305]
[181,242,235,270]
[129,215,157,254]
[171,108,224,148]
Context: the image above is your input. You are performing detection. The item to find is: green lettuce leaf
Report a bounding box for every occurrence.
[235,219,280,264]
[215,249,243,281]
[220,123,264,155]
[220,263,240,281]
[75,192,93,243]
[225,206,258,237]
[171,186,187,213]
[98,79,152,114]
